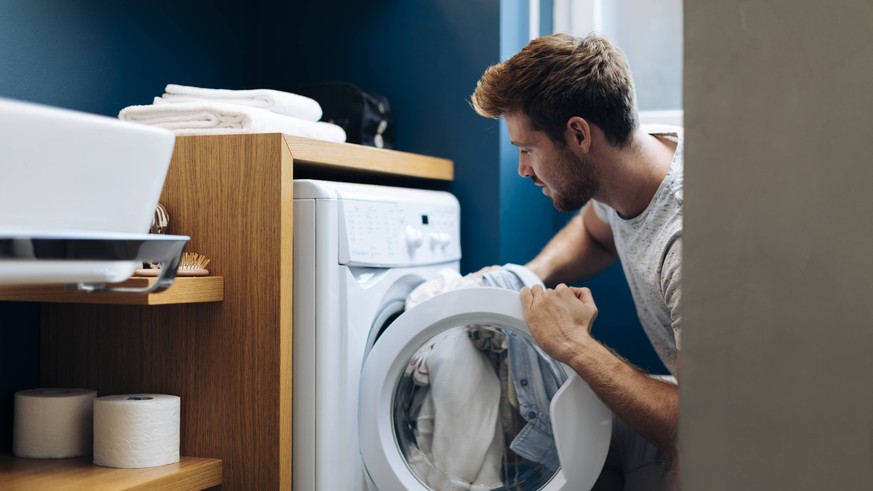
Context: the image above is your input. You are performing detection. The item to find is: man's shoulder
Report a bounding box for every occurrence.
[641,123,683,139]
[589,199,612,224]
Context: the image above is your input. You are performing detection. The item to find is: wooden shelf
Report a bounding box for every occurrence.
[0,276,224,305]
[280,134,453,180]
[0,454,221,491]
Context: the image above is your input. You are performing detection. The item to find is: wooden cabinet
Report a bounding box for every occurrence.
[0,134,452,490]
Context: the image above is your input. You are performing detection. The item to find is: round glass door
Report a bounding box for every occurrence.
[359,287,611,491]
[394,323,565,490]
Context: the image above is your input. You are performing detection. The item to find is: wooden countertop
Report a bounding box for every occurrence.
[0,454,222,491]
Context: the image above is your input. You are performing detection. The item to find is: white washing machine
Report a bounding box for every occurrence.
[293,179,611,491]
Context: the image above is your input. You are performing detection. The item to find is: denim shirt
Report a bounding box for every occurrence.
[480,266,563,471]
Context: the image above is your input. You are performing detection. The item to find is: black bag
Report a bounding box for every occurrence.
[293,83,394,149]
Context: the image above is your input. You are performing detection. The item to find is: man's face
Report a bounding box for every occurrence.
[505,112,599,212]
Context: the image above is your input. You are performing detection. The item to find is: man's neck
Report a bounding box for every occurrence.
[595,128,677,219]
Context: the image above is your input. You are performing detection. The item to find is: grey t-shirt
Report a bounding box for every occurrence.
[591,130,683,375]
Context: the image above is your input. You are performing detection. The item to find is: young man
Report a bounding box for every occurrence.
[471,33,682,489]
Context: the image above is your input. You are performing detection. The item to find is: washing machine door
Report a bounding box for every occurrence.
[359,287,612,491]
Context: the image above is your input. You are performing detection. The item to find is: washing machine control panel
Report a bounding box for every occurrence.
[339,198,460,266]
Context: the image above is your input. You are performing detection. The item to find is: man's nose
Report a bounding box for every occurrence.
[518,160,532,178]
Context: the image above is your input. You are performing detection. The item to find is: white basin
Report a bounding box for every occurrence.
[0,98,179,286]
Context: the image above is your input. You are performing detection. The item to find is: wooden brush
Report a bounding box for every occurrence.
[176,252,211,277]
[134,252,211,277]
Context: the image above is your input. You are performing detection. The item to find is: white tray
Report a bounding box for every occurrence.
[0,231,189,293]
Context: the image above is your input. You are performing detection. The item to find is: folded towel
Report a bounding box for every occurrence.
[118,101,346,142]
[159,84,322,121]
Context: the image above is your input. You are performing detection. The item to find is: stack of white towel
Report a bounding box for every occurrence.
[118,84,346,143]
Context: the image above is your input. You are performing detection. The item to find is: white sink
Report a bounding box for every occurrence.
[0,98,183,287]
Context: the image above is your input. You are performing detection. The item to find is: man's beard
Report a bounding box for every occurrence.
[549,147,599,212]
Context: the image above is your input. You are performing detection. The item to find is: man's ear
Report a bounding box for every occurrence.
[566,117,591,152]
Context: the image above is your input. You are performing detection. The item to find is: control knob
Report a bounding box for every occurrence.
[429,232,451,251]
[405,226,424,253]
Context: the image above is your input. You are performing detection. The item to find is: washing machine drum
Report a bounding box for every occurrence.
[359,287,612,491]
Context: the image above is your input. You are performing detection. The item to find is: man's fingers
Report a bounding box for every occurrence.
[555,283,577,302]
[519,286,532,309]
[570,286,594,303]
[528,284,544,295]
[520,286,531,298]
[556,284,593,304]
[520,285,543,308]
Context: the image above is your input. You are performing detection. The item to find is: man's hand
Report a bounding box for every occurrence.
[519,284,598,365]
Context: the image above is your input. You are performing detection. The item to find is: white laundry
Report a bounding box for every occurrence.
[118,101,346,142]
[405,268,482,311]
[406,328,504,490]
[160,83,322,121]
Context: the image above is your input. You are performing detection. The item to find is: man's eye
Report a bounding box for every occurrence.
[520,149,531,155]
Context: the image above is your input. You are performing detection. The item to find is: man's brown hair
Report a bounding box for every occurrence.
[471,33,638,147]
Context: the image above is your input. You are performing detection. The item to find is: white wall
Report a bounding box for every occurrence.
[682,0,873,489]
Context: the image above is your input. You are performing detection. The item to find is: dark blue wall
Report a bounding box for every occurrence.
[0,0,259,453]
[498,0,571,265]
[0,304,39,453]
[0,1,255,116]
[250,0,504,274]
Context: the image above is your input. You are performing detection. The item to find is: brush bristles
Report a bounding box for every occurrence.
[179,252,211,270]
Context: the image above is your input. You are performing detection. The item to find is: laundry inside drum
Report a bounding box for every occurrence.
[393,324,568,490]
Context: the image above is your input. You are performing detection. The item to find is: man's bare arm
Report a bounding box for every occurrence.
[525,204,618,286]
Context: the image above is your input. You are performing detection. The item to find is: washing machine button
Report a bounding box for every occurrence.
[428,232,450,250]
[439,232,452,251]
[405,226,424,252]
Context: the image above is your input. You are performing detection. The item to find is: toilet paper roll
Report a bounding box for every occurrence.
[13,388,98,459]
[93,394,180,469]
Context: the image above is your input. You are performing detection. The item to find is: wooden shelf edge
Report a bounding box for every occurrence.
[0,454,222,491]
[0,276,224,305]
[280,134,454,180]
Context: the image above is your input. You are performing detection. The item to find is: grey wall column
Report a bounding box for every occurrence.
[682,1,873,489]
